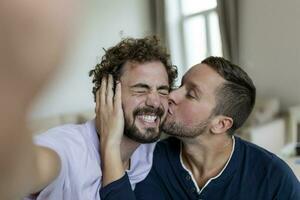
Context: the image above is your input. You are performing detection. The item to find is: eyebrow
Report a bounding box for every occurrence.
[130,83,170,91]
[158,85,170,91]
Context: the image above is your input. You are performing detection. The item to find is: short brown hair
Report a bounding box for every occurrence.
[89,36,178,101]
[201,56,256,135]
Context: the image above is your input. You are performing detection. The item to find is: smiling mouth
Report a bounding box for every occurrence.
[136,114,159,127]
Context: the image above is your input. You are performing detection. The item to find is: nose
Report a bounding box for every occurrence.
[145,92,161,108]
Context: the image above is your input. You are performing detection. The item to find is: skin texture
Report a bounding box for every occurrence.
[99,63,235,189]
[97,61,169,186]
[120,61,169,143]
[163,64,224,138]
[0,0,80,199]
[164,64,234,187]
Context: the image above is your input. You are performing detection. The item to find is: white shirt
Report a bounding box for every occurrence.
[24,120,156,200]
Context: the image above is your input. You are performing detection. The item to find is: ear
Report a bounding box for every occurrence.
[210,116,233,135]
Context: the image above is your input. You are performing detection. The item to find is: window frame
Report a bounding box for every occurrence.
[178,0,221,67]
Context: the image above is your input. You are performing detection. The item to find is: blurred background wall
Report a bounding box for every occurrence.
[30,0,300,119]
[27,0,300,177]
[239,0,300,110]
[30,0,154,119]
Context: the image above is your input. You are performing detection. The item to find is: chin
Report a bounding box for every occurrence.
[125,133,160,144]
[124,126,161,144]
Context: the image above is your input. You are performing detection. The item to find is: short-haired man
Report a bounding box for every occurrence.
[99,57,300,200]
[23,36,177,199]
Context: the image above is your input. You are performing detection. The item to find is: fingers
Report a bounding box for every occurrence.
[100,75,107,108]
[96,87,100,113]
[98,74,116,110]
[106,75,114,107]
[114,81,122,110]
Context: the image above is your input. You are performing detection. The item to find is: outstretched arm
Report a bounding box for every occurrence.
[0,0,79,199]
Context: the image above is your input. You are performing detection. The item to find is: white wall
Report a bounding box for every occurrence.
[30,0,153,119]
[239,0,300,111]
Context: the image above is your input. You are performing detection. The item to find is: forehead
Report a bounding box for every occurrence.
[120,61,169,86]
[183,64,225,93]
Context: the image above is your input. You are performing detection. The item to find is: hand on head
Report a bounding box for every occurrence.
[96,74,124,146]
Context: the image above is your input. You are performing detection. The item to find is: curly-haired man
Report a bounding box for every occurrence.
[24,36,177,200]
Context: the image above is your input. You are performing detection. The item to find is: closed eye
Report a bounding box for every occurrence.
[186,90,197,100]
[186,93,195,99]
[133,89,147,94]
[158,89,169,96]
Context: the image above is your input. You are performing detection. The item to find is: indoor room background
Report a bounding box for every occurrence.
[29,0,300,172]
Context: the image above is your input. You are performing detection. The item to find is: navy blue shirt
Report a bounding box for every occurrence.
[101,136,300,200]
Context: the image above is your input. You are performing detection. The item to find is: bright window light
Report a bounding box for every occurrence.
[184,15,207,67]
[182,0,217,15]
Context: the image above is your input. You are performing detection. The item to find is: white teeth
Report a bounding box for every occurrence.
[141,115,157,123]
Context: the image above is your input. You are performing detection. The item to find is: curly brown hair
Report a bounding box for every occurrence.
[89,36,178,101]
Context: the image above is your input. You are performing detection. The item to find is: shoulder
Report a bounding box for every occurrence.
[33,121,95,159]
[36,121,89,137]
[236,136,277,163]
[236,136,298,183]
[35,121,92,144]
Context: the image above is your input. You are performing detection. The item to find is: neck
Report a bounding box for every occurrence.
[180,133,233,187]
[120,136,140,169]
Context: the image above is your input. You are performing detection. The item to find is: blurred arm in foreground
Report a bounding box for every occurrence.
[0,0,80,199]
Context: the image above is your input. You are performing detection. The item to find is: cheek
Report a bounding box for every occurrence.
[176,103,211,126]
[178,107,197,124]
[160,97,169,112]
[121,95,133,116]
[121,95,145,115]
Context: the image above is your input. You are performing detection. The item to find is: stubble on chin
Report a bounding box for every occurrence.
[162,120,209,138]
[123,119,161,143]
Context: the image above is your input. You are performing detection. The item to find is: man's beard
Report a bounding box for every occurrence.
[124,106,165,143]
[162,118,210,138]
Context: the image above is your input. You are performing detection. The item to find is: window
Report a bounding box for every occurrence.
[181,0,222,67]
[165,0,222,71]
